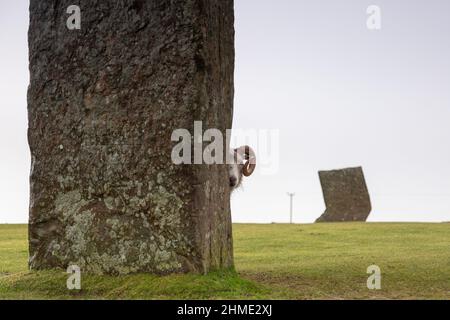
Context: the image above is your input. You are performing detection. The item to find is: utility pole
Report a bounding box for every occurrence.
[287,192,295,224]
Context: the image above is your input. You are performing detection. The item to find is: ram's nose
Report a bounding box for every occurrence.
[229,176,237,187]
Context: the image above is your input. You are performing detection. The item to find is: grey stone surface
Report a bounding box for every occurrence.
[28,0,235,274]
[315,167,371,223]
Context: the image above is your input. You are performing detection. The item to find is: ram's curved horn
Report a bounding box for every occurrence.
[235,146,256,177]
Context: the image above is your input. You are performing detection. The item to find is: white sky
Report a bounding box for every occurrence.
[1,0,450,223]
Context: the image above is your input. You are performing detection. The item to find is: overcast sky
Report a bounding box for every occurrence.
[1,0,450,223]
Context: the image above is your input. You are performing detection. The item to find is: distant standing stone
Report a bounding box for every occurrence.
[315,167,371,223]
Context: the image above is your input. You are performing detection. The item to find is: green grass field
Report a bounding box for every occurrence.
[0,223,449,299]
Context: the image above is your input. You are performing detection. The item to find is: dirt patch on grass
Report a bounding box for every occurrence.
[238,271,323,299]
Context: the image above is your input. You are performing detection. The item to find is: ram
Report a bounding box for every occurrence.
[228,146,256,190]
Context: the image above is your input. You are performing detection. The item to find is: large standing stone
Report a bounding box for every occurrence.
[315,167,371,223]
[28,0,235,274]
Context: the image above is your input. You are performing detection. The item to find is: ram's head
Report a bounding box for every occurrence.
[228,145,256,190]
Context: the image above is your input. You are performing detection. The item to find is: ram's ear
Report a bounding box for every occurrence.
[236,146,256,177]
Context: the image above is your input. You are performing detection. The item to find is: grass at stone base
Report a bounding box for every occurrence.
[0,269,264,300]
[0,224,263,299]
[1,223,450,299]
